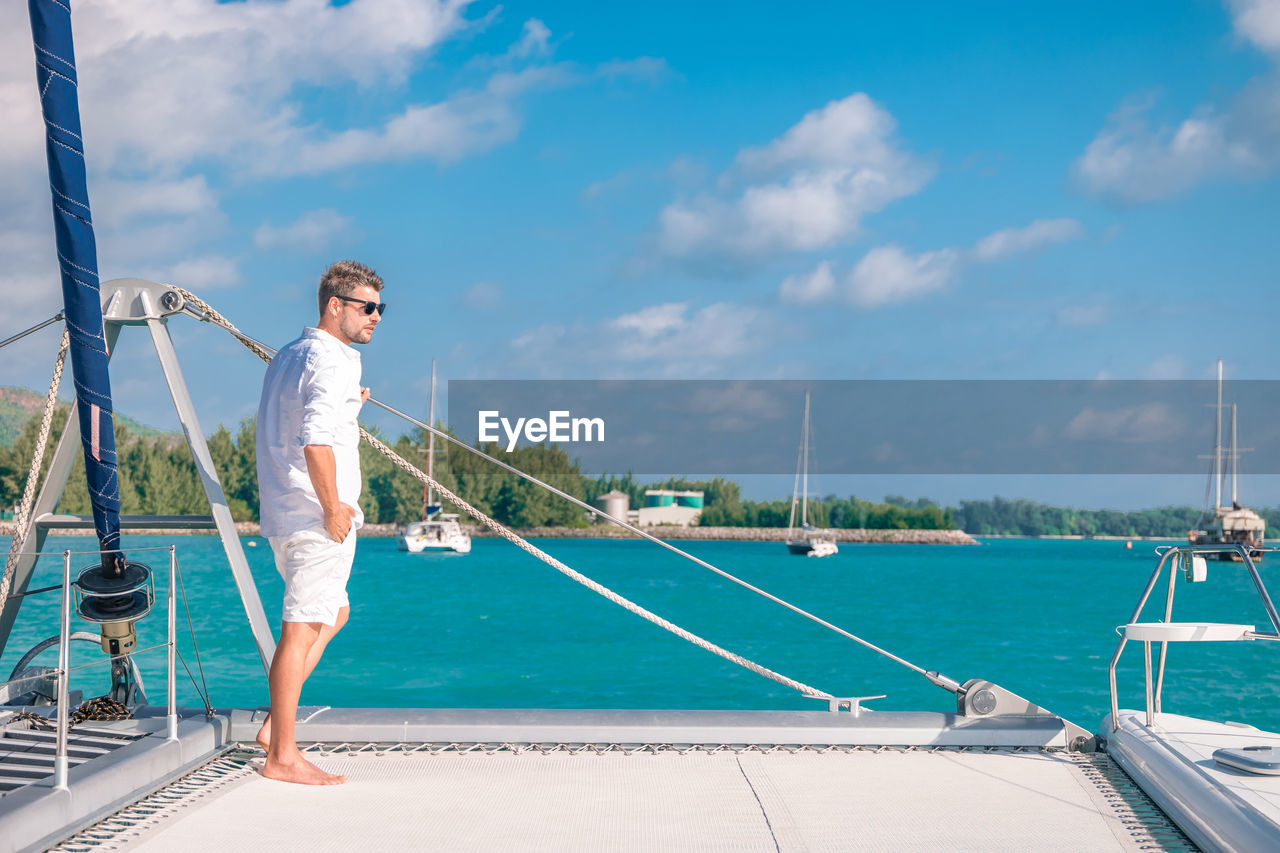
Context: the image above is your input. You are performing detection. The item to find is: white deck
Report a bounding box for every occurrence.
[4,710,1190,851]
[102,748,1150,852]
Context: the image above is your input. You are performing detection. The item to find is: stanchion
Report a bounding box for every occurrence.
[54,550,71,789]
[167,546,177,740]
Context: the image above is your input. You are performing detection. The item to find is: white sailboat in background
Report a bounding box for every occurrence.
[786,390,838,557]
[1188,359,1265,561]
[396,360,471,554]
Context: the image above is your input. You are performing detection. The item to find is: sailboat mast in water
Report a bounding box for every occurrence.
[421,359,437,519]
[1214,359,1224,510]
[1231,403,1238,507]
[800,390,810,528]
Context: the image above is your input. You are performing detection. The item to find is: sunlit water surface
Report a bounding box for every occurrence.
[2,536,1276,733]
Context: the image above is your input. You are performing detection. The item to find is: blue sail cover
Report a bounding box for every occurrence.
[28,0,122,566]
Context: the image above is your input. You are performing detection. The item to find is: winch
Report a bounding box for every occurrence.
[75,556,154,702]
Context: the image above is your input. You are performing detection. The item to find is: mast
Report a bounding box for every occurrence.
[1231,403,1238,506]
[26,0,124,575]
[787,400,802,536]
[801,390,810,528]
[421,359,436,519]
[1214,359,1223,511]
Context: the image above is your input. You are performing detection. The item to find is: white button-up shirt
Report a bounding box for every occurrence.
[256,327,365,538]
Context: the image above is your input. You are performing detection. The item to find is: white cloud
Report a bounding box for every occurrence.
[512,322,567,354]
[95,177,218,225]
[1229,0,1280,53]
[458,280,504,310]
[0,226,59,315]
[1,0,475,179]
[1071,103,1259,203]
[0,0,473,306]
[612,302,691,338]
[99,216,228,280]
[972,218,1085,261]
[609,302,763,362]
[658,94,931,262]
[511,19,552,59]
[1073,1,1280,203]
[1,0,657,194]
[263,57,655,177]
[510,301,767,376]
[597,57,669,83]
[3,4,658,307]
[3,2,658,186]
[582,168,638,201]
[778,218,1083,310]
[147,255,242,290]
[254,209,356,253]
[779,261,837,305]
[735,93,911,174]
[845,246,960,309]
[280,87,523,176]
[1062,403,1180,443]
[1141,354,1186,380]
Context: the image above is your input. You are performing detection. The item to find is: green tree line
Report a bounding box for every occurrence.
[698,492,953,530]
[4,408,1278,536]
[944,496,1273,538]
[0,408,596,527]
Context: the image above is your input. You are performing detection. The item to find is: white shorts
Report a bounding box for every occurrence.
[268,529,356,626]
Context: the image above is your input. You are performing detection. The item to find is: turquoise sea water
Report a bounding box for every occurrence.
[2,535,1277,733]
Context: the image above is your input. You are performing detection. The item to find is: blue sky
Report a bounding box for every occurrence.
[3,0,1279,508]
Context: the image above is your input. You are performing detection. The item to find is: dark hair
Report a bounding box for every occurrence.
[318,260,384,316]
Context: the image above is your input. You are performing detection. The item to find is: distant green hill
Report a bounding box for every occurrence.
[0,386,177,448]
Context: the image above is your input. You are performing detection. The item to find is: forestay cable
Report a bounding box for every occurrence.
[368,397,957,691]
[177,286,963,695]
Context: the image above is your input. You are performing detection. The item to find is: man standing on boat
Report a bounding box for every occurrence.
[254,260,384,785]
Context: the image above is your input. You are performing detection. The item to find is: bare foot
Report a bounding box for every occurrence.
[261,752,346,786]
[255,714,271,751]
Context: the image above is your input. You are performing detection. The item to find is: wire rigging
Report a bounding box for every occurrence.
[5,286,962,700]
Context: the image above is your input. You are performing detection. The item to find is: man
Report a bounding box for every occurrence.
[254,260,384,785]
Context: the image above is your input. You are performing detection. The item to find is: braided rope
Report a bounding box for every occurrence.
[1,328,70,611]
[174,287,830,700]
[175,287,274,362]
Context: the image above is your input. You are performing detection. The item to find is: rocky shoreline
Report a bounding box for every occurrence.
[464,525,978,544]
[1,520,977,545]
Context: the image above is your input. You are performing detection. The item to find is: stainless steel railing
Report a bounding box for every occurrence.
[8,544,179,789]
[1107,543,1279,733]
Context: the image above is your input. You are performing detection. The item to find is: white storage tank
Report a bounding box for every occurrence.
[595,490,630,525]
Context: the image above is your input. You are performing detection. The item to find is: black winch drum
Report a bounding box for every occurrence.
[75,560,154,656]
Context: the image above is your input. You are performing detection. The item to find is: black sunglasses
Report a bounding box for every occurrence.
[335,294,386,316]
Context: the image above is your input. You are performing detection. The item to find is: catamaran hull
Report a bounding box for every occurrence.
[397,535,471,554]
[787,539,838,557]
[1188,532,1265,561]
[1105,710,1280,853]
[397,518,472,554]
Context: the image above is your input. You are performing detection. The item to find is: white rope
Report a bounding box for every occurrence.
[175,287,831,700]
[1,329,70,612]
